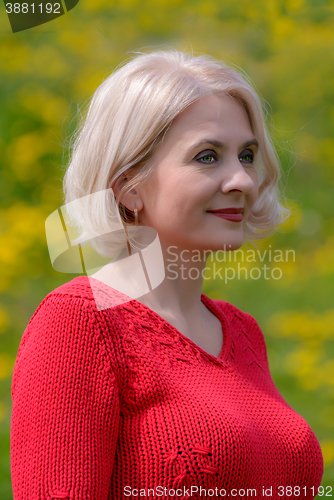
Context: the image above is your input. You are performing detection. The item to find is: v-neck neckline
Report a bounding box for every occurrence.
[130,292,231,365]
[76,275,231,365]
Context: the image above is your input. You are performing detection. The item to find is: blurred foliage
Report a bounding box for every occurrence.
[1,0,334,497]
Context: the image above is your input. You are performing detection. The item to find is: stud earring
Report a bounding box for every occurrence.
[134,208,139,226]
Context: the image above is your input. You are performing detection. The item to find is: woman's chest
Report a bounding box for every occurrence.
[116,365,323,493]
[172,316,223,358]
[156,306,224,359]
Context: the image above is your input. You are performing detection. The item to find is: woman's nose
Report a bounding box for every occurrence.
[220,160,257,194]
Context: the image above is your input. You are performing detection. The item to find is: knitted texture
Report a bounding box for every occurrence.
[11,276,324,500]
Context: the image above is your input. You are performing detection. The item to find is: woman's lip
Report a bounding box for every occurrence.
[208,212,243,222]
[208,208,244,214]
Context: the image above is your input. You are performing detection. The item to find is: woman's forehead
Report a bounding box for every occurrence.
[160,96,254,150]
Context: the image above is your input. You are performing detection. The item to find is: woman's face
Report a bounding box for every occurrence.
[137,94,259,253]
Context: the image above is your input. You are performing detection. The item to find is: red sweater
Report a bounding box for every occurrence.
[11,276,323,499]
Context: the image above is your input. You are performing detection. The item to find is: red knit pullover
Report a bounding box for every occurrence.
[11,276,323,500]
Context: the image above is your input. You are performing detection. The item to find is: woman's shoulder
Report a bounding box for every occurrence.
[47,275,127,302]
[12,279,127,421]
[23,275,137,348]
[24,276,95,327]
[211,296,269,360]
[206,294,259,326]
[35,275,134,315]
[16,277,130,381]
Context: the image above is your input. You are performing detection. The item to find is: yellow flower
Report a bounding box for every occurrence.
[277,200,303,233]
[320,440,334,467]
[266,309,334,341]
[6,132,48,182]
[0,353,15,380]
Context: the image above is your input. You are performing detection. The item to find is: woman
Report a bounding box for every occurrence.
[11,50,324,499]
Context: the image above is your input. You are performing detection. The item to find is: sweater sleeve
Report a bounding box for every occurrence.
[10,293,120,500]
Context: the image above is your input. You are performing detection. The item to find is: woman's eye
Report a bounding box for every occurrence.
[196,152,217,164]
[239,151,254,163]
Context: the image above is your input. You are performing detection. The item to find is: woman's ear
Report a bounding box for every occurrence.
[110,173,127,202]
[111,173,142,212]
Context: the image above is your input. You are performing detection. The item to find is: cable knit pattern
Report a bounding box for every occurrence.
[11,276,324,499]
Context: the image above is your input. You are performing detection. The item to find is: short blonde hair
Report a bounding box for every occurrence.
[62,49,289,258]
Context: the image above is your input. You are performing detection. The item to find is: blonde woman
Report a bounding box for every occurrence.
[11,50,323,499]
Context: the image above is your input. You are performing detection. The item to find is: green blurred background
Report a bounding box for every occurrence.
[1,0,334,497]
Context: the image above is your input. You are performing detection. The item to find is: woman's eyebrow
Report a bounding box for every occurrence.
[189,138,259,151]
[241,138,259,150]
